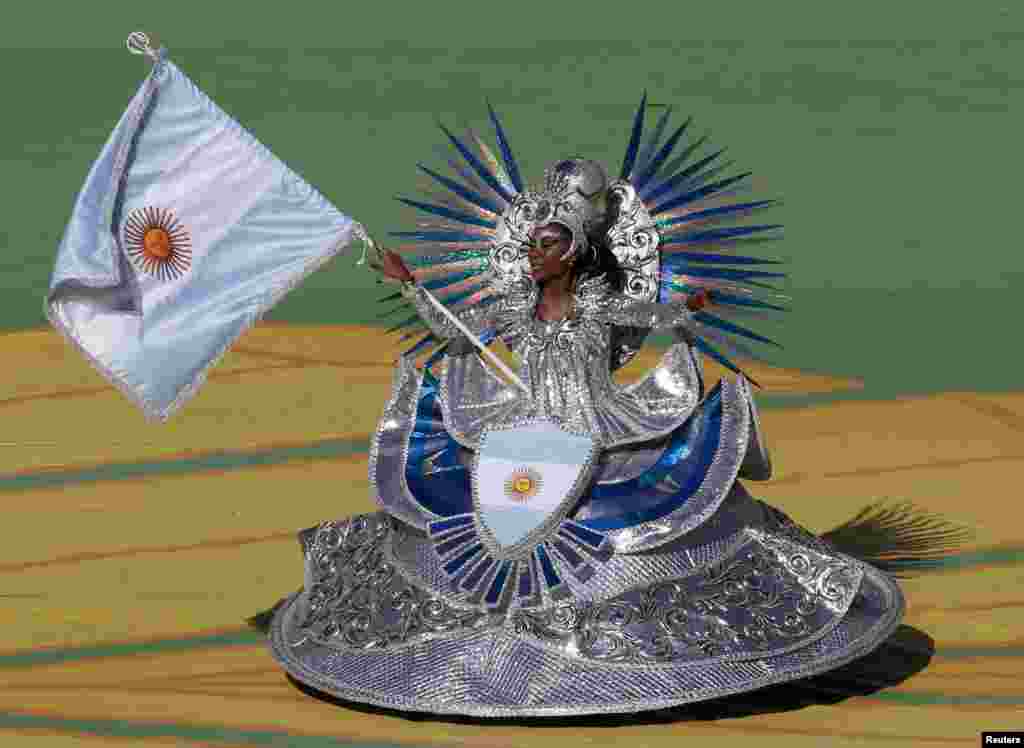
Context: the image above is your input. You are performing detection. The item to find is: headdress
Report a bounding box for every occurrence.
[384,95,787,378]
[494,157,608,267]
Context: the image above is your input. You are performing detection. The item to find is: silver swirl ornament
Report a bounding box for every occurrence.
[488,158,608,296]
[604,180,660,305]
[125,31,162,63]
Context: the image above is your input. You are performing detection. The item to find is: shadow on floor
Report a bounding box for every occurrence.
[821,500,974,577]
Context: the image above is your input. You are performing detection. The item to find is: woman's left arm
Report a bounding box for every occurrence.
[592,290,711,332]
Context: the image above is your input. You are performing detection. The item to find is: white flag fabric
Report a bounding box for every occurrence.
[46,46,362,421]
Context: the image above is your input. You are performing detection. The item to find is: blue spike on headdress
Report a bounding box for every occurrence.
[739,278,786,291]
[659,160,739,205]
[643,147,727,204]
[421,270,484,291]
[658,199,777,228]
[375,303,407,319]
[667,265,786,282]
[698,327,773,366]
[395,197,497,229]
[619,91,647,180]
[416,164,501,216]
[661,224,783,247]
[486,101,524,194]
[386,314,424,335]
[664,250,783,266]
[388,230,490,243]
[634,105,674,176]
[633,118,693,192]
[693,337,760,388]
[398,328,425,343]
[665,286,789,312]
[405,247,489,268]
[694,310,781,347]
[652,172,752,216]
[421,341,451,369]
[650,133,709,186]
[437,121,516,205]
[444,287,499,310]
[403,332,438,358]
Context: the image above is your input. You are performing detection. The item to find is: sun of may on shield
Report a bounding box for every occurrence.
[474,419,597,550]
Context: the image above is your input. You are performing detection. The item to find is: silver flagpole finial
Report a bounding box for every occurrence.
[126,31,160,62]
[353,224,376,267]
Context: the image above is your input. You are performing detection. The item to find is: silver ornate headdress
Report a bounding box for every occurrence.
[384,95,786,378]
[490,158,608,277]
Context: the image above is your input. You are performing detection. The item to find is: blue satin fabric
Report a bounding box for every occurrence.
[404,373,725,534]
[404,371,473,518]
[575,382,724,531]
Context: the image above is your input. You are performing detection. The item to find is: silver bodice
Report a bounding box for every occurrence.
[404,277,704,448]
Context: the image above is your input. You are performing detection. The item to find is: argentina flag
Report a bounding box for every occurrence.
[46,34,363,421]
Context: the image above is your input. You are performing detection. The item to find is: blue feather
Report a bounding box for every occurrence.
[619,91,647,180]
[654,160,739,206]
[643,148,727,204]
[634,106,675,177]
[375,303,407,319]
[445,289,500,311]
[651,172,752,216]
[438,122,515,205]
[388,230,490,243]
[395,197,496,229]
[422,270,485,291]
[693,337,760,388]
[403,332,438,358]
[668,265,786,281]
[662,249,783,266]
[416,164,501,216]
[657,199,777,228]
[422,341,451,369]
[633,118,693,192]
[409,249,490,267]
[649,134,709,186]
[486,101,524,193]
[662,224,783,246]
[386,314,423,335]
[693,337,743,376]
[694,311,781,347]
[662,284,788,312]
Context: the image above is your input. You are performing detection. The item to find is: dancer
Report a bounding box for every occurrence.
[265,101,905,716]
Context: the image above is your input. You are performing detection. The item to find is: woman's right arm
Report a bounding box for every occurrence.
[400,281,498,340]
[381,249,498,340]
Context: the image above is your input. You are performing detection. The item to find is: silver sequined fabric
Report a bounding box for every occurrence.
[269,500,904,716]
[408,278,701,450]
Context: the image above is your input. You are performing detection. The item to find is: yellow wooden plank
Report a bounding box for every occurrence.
[0,457,374,571]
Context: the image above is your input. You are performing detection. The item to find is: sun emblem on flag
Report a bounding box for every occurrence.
[122,207,192,281]
[504,467,543,503]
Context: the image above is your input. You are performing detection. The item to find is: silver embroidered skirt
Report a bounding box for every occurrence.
[267,364,904,717]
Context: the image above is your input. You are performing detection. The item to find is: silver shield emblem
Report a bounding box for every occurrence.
[473,418,597,556]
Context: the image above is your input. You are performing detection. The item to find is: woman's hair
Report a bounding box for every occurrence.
[575,200,626,292]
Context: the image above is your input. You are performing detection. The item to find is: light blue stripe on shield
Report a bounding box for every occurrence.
[484,424,591,465]
[485,506,550,546]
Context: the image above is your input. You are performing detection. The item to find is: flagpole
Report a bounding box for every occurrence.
[417,284,531,395]
[357,230,530,396]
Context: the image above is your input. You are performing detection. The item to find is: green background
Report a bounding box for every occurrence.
[3,2,1021,403]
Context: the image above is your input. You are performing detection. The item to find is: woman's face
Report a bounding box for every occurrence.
[527,223,574,285]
